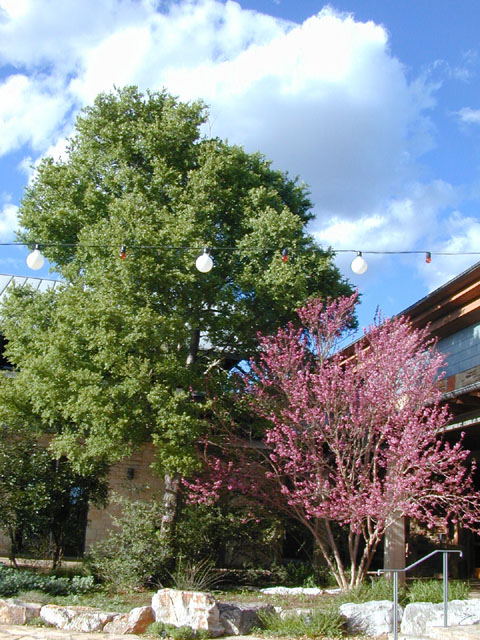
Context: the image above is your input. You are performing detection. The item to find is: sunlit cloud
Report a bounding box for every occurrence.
[456,107,480,124]
[0,200,19,240]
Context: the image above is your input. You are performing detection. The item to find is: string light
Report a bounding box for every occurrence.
[195,249,213,273]
[351,251,368,275]
[26,245,45,271]
[12,241,480,275]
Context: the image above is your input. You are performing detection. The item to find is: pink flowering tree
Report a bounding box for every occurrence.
[185,293,480,589]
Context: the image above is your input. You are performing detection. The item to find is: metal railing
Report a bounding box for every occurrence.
[377,549,463,640]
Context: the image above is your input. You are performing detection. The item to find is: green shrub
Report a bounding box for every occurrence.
[0,566,96,597]
[407,579,470,603]
[85,496,169,591]
[256,607,345,638]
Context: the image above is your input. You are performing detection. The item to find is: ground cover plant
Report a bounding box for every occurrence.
[0,565,95,597]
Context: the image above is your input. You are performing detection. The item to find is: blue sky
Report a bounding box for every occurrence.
[0,0,479,332]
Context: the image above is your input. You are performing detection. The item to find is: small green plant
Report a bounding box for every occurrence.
[25,616,49,627]
[147,622,209,639]
[256,607,345,638]
[407,579,470,603]
[169,557,220,592]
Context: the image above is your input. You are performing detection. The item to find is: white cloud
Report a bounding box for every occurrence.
[0,74,72,156]
[0,0,29,19]
[315,179,458,251]
[456,107,480,124]
[419,212,480,292]
[0,200,19,240]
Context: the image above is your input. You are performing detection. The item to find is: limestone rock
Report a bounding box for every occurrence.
[339,599,401,636]
[0,598,42,624]
[217,602,274,635]
[40,604,116,632]
[401,599,480,636]
[152,589,225,637]
[260,586,323,595]
[103,606,155,634]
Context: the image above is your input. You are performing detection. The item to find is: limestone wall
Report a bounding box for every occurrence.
[84,442,164,549]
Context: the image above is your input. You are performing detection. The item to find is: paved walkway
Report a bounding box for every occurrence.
[0,626,140,640]
[0,630,267,640]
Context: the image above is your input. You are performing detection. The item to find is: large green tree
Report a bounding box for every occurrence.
[1,86,352,544]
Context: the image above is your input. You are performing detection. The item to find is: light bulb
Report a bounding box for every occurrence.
[26,246,45,271]
[351,252,367,275]
[195,250,213,273]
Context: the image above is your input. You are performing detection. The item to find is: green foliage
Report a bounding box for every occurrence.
[406,579,470,603]
[0,566,96,597]
[0,424,107,565]
[25,616,49,627]
[174,502,283,568]
[335,577,404,606]
[333,577,470,607]
[272,561,319,588]
[0,85,352,482]
[256,607,345,638]
[86,495,168,590]
[147,622,209,640]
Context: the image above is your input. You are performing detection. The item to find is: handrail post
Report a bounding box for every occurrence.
[443,552,448,627]
[379,548,462,638]
[393,571,399,640]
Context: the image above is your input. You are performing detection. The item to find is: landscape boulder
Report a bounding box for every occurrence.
[40,605,117,632]
[0,598,42,625]
[152,589,225,637]
[103,606,155,634]
[217,602,274,635]
[401,599,480,636]
[339,600,401,636]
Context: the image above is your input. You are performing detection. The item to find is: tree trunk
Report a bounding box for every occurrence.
[160,472,180,548]
[159,328,200,558]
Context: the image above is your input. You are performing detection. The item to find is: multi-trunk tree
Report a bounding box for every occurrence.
[0,86,353,551]
[186,294,480,588]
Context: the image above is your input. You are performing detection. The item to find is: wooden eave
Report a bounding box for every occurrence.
[403,261,480,338]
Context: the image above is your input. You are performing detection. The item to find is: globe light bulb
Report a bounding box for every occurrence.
[195,250,213,273]
[26,246,45,271]
[351,252,367,275]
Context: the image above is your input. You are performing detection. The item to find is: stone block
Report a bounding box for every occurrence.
[339,599,401,636]
[40,604,116,632]
[103,606,155,634]
[401,599,480,636]
[0,598,42,624]
[152,589,225,637]
[217,602,274,635]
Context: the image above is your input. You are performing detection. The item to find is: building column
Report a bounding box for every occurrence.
[384,515,406,584]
